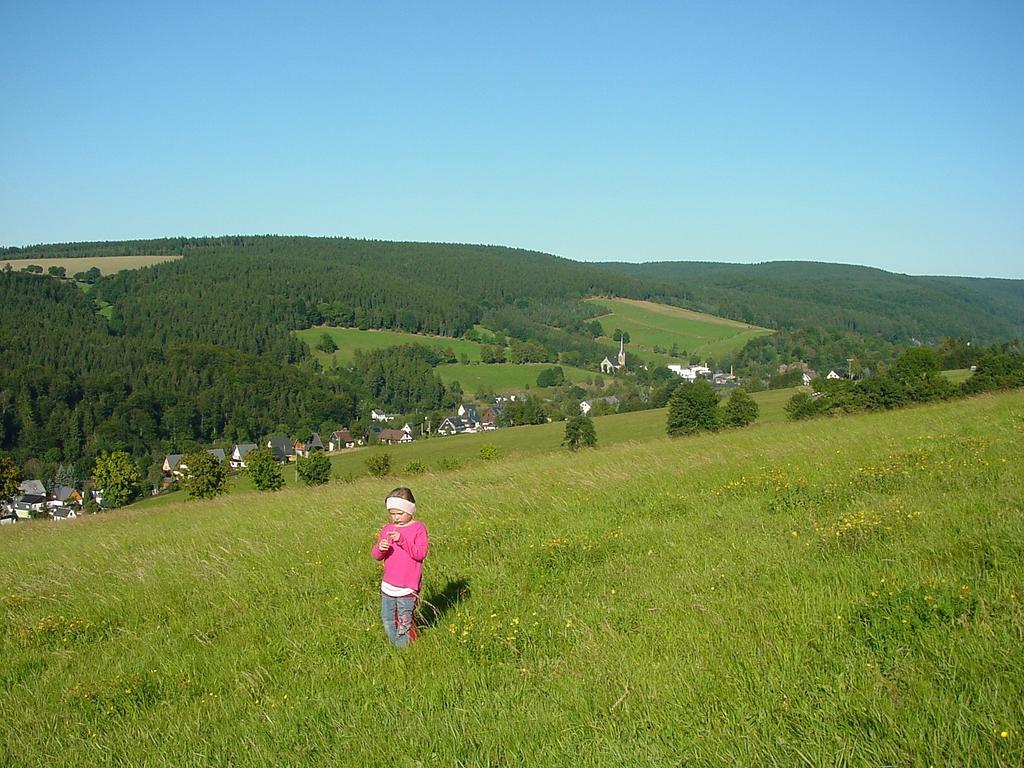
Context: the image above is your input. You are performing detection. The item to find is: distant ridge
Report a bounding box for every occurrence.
[592,260,1024,343]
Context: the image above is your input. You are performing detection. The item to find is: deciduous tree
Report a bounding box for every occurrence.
[722,388,759,428]
[667,380,721,436]
[181,450,228,500]
[92,451,141,508]
[245,448,284,491]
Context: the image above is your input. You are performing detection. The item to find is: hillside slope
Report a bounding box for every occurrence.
[593,260,1024,342]
[2,392,1022,766]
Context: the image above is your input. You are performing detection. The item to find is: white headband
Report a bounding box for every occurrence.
[386,497,416,516]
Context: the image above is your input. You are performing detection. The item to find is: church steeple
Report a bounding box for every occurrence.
[617,336,625,366]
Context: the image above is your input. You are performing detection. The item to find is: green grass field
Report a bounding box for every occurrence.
[0,254,181,274]
[435,362,596,394]
[295,327,485,366]
[2,391,1022,766]
[587,296,772,365]
[130,387,801,510]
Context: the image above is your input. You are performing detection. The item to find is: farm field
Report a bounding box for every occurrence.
[435,362,595,395]
[2,391,1022,766]
[130,387,801,510]
[295,327,484,366]
[587,296,772,365]
[0,254,181,274]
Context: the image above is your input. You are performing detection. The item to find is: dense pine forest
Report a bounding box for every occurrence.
[1,236,1022,479]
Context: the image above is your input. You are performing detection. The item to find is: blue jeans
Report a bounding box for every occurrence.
[380,593,418,648]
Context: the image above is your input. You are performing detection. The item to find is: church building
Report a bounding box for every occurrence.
[600,337,627,374]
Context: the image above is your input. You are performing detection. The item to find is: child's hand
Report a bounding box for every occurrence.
[378,538,391,552]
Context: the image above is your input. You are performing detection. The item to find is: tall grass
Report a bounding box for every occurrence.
[2,392,1022,766]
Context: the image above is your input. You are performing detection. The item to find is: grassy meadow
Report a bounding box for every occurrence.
[587,297,772,365]
[0,254,181,274]
[2,390,1023,765]
[296,327,485,366]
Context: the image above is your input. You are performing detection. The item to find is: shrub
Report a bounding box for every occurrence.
[722,388,759,428]
[436,457,463,472]
[316,332,338,353]
[365,453,392,477]
[667,380,721,436]
[479,444,501,461]
[245,448,285,491]
[402,460,427,475]
[297,452,332,486]
[785,391,820,420]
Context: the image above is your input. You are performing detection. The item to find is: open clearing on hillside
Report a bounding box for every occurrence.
[296,326,484,365]
[587,296,772,364]
[435,362,595,394]
[2,391,1022,766]
[0,254,181,274]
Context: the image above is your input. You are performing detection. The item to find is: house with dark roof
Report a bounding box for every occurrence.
[162,454,184,478]
[52,486,83,505]
[328,430,358,451]
[295,433,325,458]
[50,507,77,521]
[14,494,47,519]
[437,417,469,436]
[267,437,295,463]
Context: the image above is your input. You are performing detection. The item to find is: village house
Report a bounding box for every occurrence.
[229,443,258,470]
[436,417,470,436]
[267,437,295,463]
[370,409,397,423]
[163,449,226,478]
[52,486,83,506]
[579,395,620,416]
[13,494,47,519]
[328,429,359,451]
[294,433,325,458]
[379,428,413,445]
[18,479,46,496]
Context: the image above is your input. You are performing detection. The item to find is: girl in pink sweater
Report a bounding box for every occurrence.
[371,486,430,648]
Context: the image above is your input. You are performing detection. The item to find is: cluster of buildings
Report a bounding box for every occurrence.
[1,480,86,524]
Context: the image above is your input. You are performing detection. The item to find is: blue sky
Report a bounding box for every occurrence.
[1,1,1021,278]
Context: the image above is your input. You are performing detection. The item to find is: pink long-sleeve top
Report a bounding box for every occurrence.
[371,520,429,592]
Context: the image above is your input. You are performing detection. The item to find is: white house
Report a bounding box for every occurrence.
[230,443,258,469]
[826,369,844,380]
[370,409,397,423]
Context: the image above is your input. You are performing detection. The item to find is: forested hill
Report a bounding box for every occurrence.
[592,260,1024,343]
[9,237,653,363]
